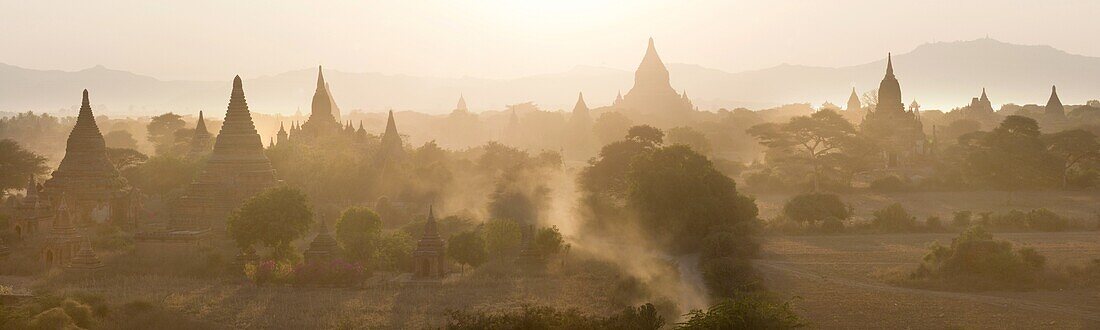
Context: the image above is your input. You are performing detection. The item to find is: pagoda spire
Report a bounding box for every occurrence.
[424,205,438,237]
[886,53,894,77]
[1046,85,1065,118]
[456,94,468,112]
[196,111,208,133]
[573,92,588,114]
[210,76,266,160]
[316,65,326,90]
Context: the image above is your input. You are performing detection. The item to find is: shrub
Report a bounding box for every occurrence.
[871,203,916,232]
[782,193,850,227]
[677,293,805,329]
[445,303,665,329]
[27,307,76,330]
[925,216,945,232]
[60,299,94,329]
[700,257,759,300]
[534,225,568,257]
[244,260,293,285]
[951,211,972,227]
[820,217,845,233]
[447,230,488,270]
[291,259,367,287]
[910,226,1047,290]
[869,175,908,192]
[1024,208,1069,231]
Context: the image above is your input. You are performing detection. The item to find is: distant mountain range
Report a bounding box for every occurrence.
[2,38,1099,117]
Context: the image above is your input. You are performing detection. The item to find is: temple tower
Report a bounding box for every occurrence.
[188,111,213,158]
[1045,85,1065,119]
[411,206,446,279]
[299,66,342,138]
[566,92,595,159]
[42,197,82,266]
[67,239,105,274]
[168,76,278,233]
[11,177,51,240]
[276,123,288,146]
[454,95,469,114]
[304,220,341,264]
[617,38,694,123]
[43,90,129,220]
[376,110,405,164]
[860,54,925,168]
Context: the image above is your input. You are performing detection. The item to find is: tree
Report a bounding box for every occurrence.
[748,109,857,191]
[334,207,383,264]
[227,186,313,261]
[146,113,186,156]
[120,156,198,197]
[447,230,487,271]
[782,193,850,227]
[626,145,758,253]
[0,139,48,193]
[103,130,138,149]
[667,126,712,155]
[484,218,522,260]
[106,148,148,170]
[626,125,664,147]
[966,116,1060,202]
[593,112,634,146]
[533,225,568,257]
[1043,129,1099,189]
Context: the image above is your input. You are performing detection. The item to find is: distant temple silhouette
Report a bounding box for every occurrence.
[613,38,696,125]
[860,54,926,168]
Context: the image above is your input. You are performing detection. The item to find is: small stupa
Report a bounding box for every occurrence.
[303,220,341,264]
[67,239,105,274]
[411,206,446,279]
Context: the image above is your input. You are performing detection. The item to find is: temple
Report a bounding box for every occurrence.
[188,111,213,158]
[376,110,406,165]
[566,92,594,159]
[303,220,340,264]
[296,66,342,140]
[1045,85,1065,119]
[10,177,51,240]
[42,197,82,266]
[411,206,446,279]
[844,88,865,123]
[166,76,278,235]
[454,94,469,114]
[614,38,696,125]
[860,54,925,167]
[66,239,105,274]
[42,90,132,225]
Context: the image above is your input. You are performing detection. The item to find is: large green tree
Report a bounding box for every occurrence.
[447,230,487,271]
[334,207,384,264]
[748,109,857,191]
[0,139,48,194]
[1043,129,1099,189]
[626,145,758,253]
[146,113,186,156]
[966,116,1060,202]
[227,186,313,261]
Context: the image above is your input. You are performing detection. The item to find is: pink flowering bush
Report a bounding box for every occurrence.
[244,260,293,285]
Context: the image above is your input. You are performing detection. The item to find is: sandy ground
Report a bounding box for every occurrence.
[757,232,1100,329]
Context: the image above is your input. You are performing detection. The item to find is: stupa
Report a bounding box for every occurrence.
[11,177,51,240]
[42,197,82,266]
[303,220,341,264]
[297,66,342,140]
[42,90,130,222]
[167,76,278,234]
[411,206,446,279]
[188,111,213,158]
[860,54,925,167]
[66,239,105,274]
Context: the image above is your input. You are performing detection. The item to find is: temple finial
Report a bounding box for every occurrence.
[886,53,894,76]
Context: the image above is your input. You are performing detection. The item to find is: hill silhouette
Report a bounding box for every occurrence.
[2,38,1098,116]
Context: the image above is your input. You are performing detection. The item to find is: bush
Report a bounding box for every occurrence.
[782,193,850,227]
[27,307,76,330]
[290,259,367,287]
[700,257,759,300]
[925,216,945,232]
[244,260,293,285]
[1024,208,1069,231]
[869,176,908,192]
[981,208,1077,232]
[445,303,665,329]
[871,203,916,232]
[951,211,972,227]
[677,293,805,329]
[909,226,1048,290]
[820,217,845,233]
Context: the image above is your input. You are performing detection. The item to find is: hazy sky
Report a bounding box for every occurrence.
[2,0,1098,81]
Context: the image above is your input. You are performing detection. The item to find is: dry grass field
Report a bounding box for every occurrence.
[753,191,1100,223]
[757,232,1100,329]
